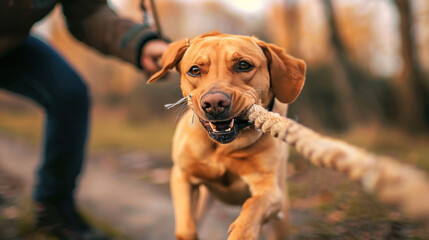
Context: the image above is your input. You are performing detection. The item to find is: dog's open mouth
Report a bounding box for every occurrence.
[199,117,251,144]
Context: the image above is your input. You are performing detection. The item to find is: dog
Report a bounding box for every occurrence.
[148,32,306,240]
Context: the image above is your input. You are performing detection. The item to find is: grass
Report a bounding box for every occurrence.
[0,104,175,154]
[287,163,428,239]
[90,109,175,153]
[341,126,429,172]
[0,108,43,144]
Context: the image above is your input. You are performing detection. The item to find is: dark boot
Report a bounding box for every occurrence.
[35,201,109,240]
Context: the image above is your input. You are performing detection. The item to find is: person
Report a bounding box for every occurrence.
[0,0,168,239]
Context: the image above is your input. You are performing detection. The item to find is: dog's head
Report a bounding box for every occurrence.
[148,32,306,144]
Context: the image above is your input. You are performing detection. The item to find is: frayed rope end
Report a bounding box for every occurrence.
[164,94,192,110]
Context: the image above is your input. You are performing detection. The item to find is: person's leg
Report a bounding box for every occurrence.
[0,36,90,228]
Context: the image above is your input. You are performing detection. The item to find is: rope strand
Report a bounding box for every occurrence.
[164,94,192,110]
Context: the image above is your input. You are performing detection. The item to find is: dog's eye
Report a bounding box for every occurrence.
[187,66,201,77]
[237,61,253,72]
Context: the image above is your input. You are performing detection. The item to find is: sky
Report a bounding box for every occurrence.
[220,0,269,13]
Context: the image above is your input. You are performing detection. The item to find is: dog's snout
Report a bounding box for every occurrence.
[201,92,231,119]
[202,92,231,109]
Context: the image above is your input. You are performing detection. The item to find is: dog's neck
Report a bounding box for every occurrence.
[266,97,275,112]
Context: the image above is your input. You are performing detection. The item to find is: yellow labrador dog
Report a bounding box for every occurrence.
[148,32,306,240]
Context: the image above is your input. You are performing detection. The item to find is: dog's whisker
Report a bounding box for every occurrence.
[173,102,188,112]
[175,102,188,113]
[175,103,189,122]
[188,105,206,122]
[190,112,195,126]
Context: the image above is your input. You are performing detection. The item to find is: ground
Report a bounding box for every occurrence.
[1,134,428,240]
[0,135,240,240]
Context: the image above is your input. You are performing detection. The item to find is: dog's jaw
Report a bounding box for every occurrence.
[198,117,252,144]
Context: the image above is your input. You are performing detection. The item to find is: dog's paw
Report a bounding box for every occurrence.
[227,222,236,236]
[175,232,199,240]
[227,221,259,240]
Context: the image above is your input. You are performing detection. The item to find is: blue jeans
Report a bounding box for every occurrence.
[0,36,90,204]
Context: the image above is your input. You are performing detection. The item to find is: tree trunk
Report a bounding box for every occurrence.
[393,0,429,131]
[284,0,300,56]
[321,0,359,127]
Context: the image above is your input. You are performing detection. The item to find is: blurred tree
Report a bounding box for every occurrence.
[282,0,355,131]
[318,0,397,129]
[392,0,429,132]
[266,1,294,54]
[321,0,359,127]
[268,0,401,131]
[285,0,300,56]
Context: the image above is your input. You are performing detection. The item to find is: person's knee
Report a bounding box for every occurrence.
[51,78,91,116]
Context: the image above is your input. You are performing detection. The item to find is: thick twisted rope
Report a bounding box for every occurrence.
[246,104,429,224]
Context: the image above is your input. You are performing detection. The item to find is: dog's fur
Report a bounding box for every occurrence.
[148,32,306,240]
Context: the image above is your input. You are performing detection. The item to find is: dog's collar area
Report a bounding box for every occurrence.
[266,97,275,112]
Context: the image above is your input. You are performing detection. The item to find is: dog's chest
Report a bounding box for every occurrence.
[183,147,259,184]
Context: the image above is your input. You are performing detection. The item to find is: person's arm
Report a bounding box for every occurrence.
[61,0,166,72]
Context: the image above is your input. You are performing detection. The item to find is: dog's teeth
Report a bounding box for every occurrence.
[225,119,234,132]
[229,119,234,128]
[209,119,234,133]
[209,122,218,132]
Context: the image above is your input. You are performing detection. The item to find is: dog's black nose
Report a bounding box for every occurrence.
[201,92,231,119]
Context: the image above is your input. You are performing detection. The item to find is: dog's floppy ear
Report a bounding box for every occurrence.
[257,41,306,103]
[147,39,190,84]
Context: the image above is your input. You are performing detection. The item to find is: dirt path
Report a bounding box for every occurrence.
[0,135,239,240]
[3,134,422,240]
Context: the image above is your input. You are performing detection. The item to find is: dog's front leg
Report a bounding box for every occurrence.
[171,165,199,240]
[227,174,283,240]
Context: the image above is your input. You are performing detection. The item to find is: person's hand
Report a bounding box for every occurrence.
[140,39,168,76]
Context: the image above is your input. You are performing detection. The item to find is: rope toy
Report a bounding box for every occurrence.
[246,104,429,226]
